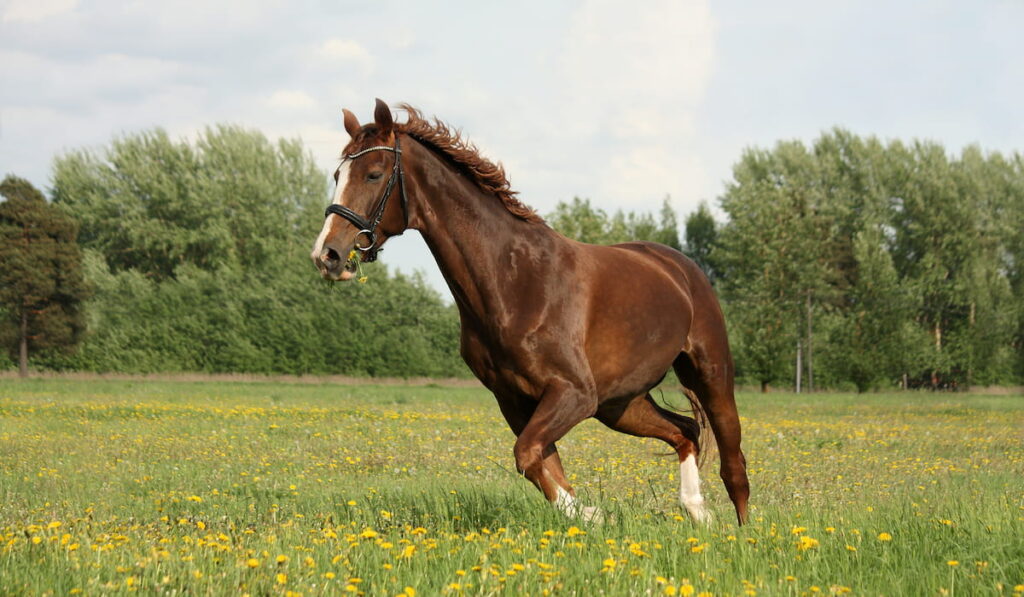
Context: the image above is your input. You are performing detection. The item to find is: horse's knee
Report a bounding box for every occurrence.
[513,440,544,478]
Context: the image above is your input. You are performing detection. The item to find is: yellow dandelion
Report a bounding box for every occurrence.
[947,560,959,567]
[276,554,289,564]
[276,573,288,585]
[797,536,819,551]
[304,556,316,568]
[566,526,585,537]
[877,532,892,542]
[246,558,260,568]
[664,586,677,596]
[680,584,695,596]
[325,572,336,580]
[360,528,378,539]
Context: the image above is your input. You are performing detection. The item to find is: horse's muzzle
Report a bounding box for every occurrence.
[312,246,355,281]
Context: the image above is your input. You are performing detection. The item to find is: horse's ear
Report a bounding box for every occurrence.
[373,98,393,133]
[342,109,361,138]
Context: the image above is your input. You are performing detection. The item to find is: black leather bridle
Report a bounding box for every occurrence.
[323,135,407,262]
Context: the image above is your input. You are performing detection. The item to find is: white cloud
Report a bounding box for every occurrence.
[317,38,373,73]
[554,0,717,209]
[2,0,76,23]
[267,90,317,111]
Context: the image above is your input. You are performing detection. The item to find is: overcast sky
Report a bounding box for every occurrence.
[2,0,1022,296]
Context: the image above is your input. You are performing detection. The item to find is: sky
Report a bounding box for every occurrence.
[2,0,1022,296]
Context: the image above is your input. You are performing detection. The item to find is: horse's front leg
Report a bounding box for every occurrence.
[510,379,600,520]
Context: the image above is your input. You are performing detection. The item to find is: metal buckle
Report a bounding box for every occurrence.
[354,229,376,252]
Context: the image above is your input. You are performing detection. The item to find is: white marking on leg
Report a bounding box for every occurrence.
[554,486,579,517]
[554,487,604,523]
[311,160,352,259]
[679,453,712,524]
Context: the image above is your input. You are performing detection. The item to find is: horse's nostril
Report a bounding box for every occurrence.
[324,248,340,264]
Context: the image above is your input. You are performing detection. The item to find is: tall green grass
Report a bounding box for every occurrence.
[1,379,1021,595]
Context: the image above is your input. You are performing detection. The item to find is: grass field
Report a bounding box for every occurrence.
[1,378,1022,596]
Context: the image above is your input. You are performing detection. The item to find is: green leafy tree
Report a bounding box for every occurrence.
[717,142,835,391]
[548,197,681,248]
[820,223,922,391]
[0,175,89,377]
[683,201,718,283]
[51,126,324,279]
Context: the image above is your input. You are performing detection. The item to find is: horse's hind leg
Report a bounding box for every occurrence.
[596,393,712,523]
[674,353,750,525]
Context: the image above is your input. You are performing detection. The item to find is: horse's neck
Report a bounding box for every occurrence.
[405,141,558,320]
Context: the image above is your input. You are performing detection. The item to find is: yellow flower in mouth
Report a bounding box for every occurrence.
[348,250,357,260]
[358,276,368,283]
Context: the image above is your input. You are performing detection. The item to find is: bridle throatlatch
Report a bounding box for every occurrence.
[323,135,408,262]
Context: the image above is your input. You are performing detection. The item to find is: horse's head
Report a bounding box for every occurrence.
[312,99,409,281]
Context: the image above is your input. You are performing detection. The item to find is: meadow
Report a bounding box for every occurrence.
[0,378,1021,596]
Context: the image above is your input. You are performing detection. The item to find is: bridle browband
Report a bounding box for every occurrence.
[323,135,408,262]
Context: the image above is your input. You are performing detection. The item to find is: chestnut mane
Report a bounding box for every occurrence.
[396,104,543,224]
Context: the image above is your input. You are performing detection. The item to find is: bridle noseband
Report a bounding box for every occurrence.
[323,135,408,262]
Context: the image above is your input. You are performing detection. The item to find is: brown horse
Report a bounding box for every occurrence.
[312,100,749,525]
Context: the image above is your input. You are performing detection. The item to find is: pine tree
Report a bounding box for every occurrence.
[0,176,89,376]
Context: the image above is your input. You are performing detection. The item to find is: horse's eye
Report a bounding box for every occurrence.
[367,172,384,182]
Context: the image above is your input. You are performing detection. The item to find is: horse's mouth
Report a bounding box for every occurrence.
[336,257,358,281]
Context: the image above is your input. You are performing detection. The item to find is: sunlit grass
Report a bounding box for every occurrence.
[1,379,1022,595]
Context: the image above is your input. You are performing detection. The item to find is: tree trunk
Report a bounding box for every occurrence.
[19,309,28,378]
[795,339,802,393]
[932,317,942,390]
[760,380,769,394]
[806,293,814,392]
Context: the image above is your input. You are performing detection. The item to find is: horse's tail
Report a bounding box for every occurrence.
[681,384,713,469]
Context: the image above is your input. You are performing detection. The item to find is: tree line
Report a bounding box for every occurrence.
[2,126,1021,389]
[1,127,465,377]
